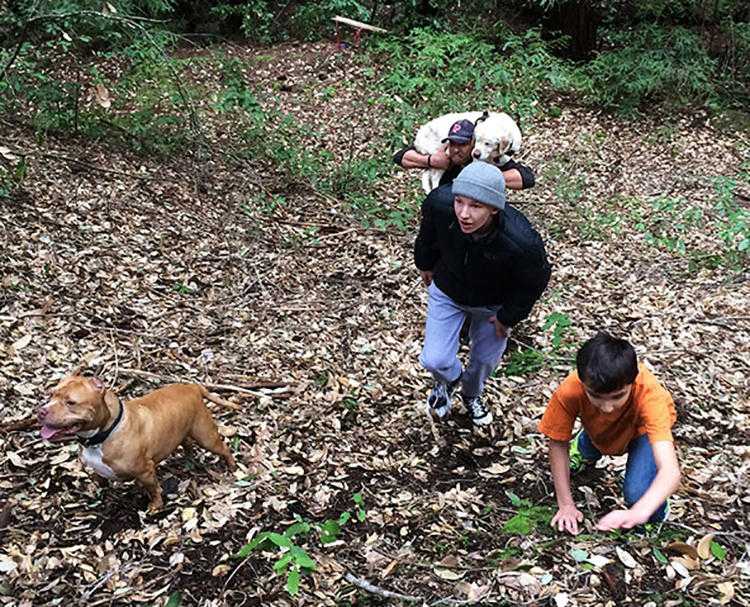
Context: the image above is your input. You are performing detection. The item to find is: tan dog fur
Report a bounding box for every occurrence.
[38,375,237,512]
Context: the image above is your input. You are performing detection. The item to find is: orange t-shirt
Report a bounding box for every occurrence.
[538,364,676,455]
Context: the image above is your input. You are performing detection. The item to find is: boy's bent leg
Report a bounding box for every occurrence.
[577,431,603,462]
[462,311,508,399]
[420,284,466,418]
[570,430,602,472]
[623,434,667,522]
[420,284,465,382]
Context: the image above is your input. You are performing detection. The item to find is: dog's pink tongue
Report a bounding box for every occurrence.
[40,425,62,440]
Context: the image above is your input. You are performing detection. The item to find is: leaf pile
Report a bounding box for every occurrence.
[1,41,749,606]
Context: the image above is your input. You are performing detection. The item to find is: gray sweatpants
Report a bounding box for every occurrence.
[420,283,508,399]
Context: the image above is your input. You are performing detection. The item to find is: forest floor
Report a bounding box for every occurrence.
[1,41,749,606]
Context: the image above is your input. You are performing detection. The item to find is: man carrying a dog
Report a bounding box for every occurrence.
[415,162,550,426]
[394,119,535,190]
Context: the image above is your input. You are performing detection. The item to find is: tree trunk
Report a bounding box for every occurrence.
[550,0,601,60]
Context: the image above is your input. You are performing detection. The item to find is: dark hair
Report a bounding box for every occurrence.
[576,332,638,394]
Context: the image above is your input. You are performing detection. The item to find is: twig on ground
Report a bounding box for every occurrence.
[117,368,289,399]
[81,569,116,602]
[223,555,252,591]
[343,572,421,602]
[0,416,37,433]
[663,521,750,545]
[5,148,158,180]
[344,572,496,607]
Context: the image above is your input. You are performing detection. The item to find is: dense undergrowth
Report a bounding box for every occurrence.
[1,0,749,242]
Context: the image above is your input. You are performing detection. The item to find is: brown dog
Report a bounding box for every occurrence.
[38,375,237,511]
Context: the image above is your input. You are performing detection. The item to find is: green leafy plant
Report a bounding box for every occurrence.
[584,25,719,112]
[542,312,572,351]
[712,176,750,268]
[504,347,545,377]
[0,158,27,198]
[710,540,728,560]
[235,493,366,596]
[236,522,316,596]
[504,311,573,377]
[370,27,578,134]
[503,491,553,535]
[353,492,366,522]
[165,592,182,607]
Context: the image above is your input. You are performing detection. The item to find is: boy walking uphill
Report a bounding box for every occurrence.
[415,162,550,426]
[538,333,681,534]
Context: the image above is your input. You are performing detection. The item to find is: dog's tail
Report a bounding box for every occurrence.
[199,386,242,410]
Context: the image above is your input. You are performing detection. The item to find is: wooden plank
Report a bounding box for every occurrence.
[332,15,388,33]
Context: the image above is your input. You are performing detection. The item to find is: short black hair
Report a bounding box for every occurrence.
[576,332,638,394]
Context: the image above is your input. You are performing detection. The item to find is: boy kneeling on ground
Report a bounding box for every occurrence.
[538,333,681,533]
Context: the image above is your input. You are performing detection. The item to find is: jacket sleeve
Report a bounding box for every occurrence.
[496,237,551,327]
[500,159,536,189]
[414,193,441,271]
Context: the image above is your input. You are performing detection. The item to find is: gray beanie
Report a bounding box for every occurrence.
[452,162,506,210]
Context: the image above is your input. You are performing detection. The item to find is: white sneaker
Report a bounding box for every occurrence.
[427,375,461,419]
[465,395,493,426]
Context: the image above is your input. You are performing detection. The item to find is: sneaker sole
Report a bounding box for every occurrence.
[471,412,493,426]
[426,402,451,420]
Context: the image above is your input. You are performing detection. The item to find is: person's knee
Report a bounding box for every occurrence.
[421,350,455,374]
[474,353,502,371]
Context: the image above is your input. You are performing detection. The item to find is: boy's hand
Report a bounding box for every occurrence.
[595,508,647,531]
[488,316,509,338]
[419,270,433,286]
[551,504,584,535]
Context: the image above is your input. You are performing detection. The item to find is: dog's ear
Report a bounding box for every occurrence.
[474,111,490,126]
[89,377,105,392]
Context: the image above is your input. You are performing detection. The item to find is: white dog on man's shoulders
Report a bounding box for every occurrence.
[414,111,523,193]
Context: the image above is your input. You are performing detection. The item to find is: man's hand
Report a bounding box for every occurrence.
[430,144,451,169]
[488,316,509,338]
[420,270,433,287]
[551,504,584,535]
[595,508,648,531]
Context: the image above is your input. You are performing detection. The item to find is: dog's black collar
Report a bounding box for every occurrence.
[78,398,123,448]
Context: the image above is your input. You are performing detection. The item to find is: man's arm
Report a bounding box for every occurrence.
[395,145,450,170]
[596,441,680,530]
[549,439,584,535]
[499,160,535,190]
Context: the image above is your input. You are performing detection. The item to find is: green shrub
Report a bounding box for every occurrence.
[584,24,719,111]
[370,27,579,132]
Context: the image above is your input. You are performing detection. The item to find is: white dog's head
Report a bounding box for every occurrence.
[472,112,522,167]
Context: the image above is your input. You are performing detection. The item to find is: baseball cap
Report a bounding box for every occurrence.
[442,119,475,144]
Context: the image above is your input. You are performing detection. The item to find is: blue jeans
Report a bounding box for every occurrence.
[420,283,508,399]
[578,431,668,522]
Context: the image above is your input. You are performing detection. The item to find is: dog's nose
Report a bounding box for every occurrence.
[472,150,481,159]
[37,406,48,421]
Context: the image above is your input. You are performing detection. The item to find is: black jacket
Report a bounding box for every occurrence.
[414,183,551,327]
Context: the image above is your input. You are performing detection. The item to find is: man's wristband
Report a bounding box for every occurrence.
[427,154,432,168]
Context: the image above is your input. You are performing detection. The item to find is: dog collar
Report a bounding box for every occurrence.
[78,398,123,448]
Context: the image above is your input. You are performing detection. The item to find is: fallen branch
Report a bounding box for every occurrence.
[343,573,487,607]
[0,416,36,433]
[343,572,421,603]
[117,368,289,399]
[662,521,750,545]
